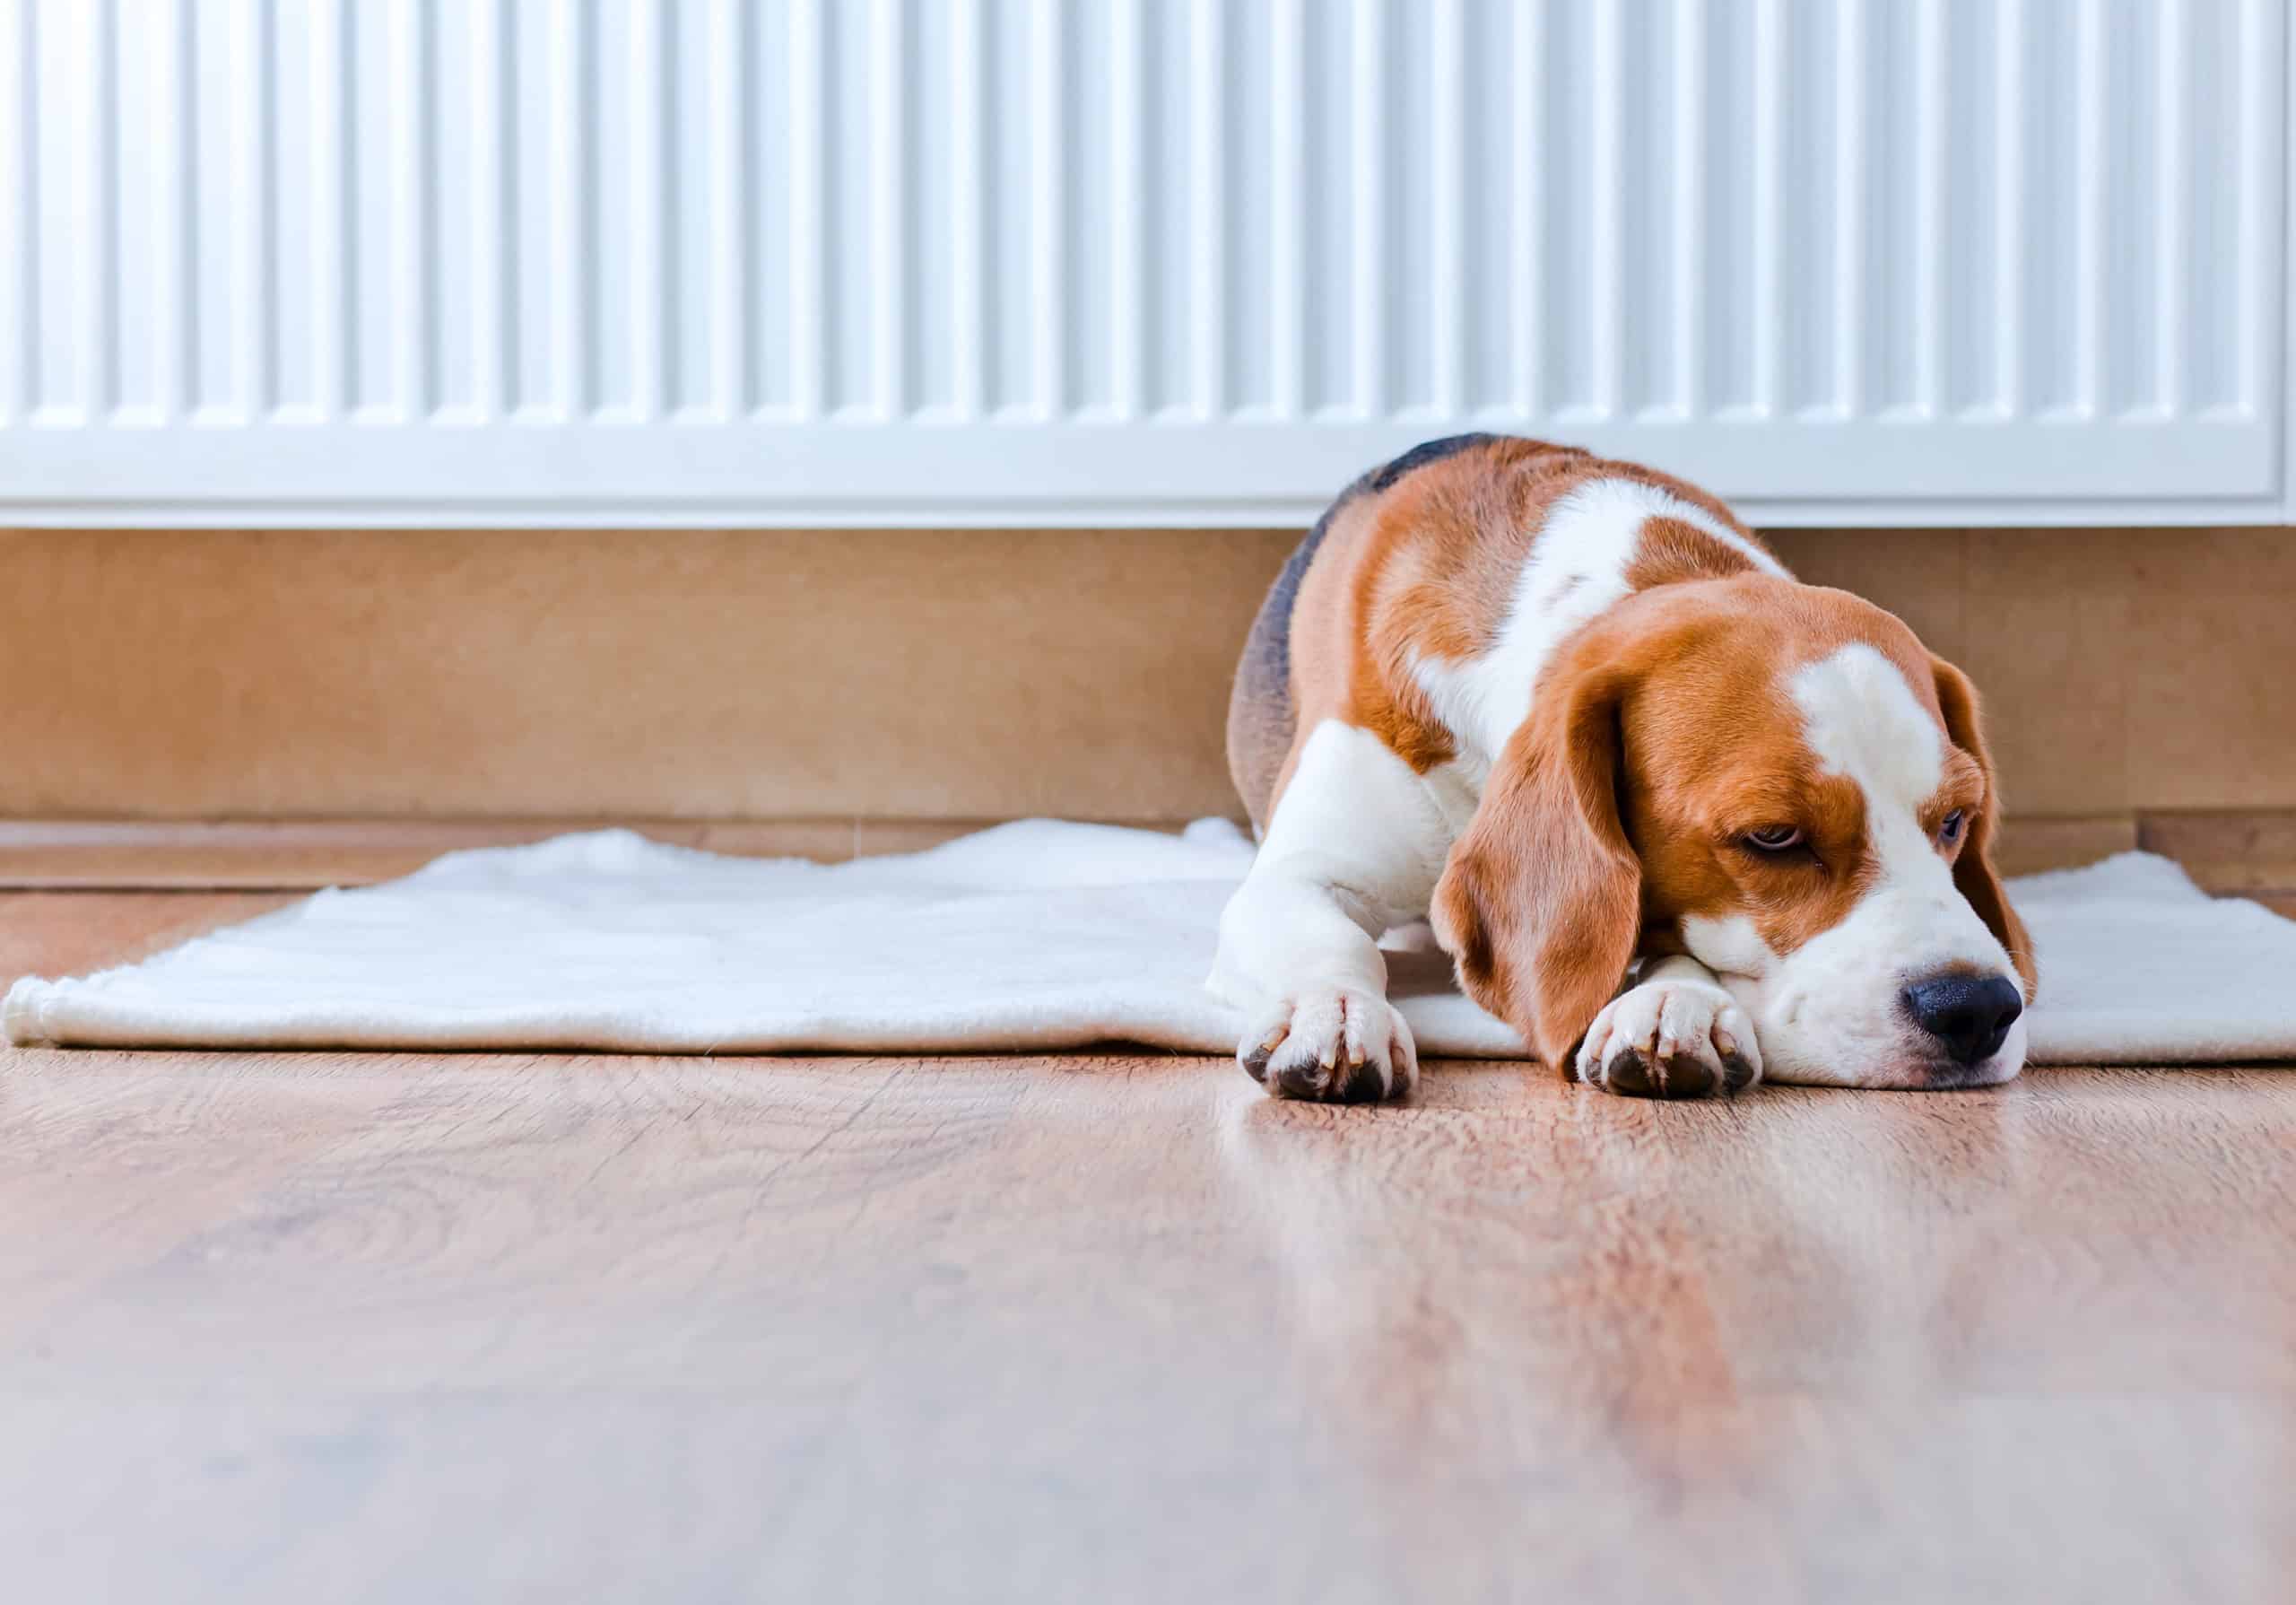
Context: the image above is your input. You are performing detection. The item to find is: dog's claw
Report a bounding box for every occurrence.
[1234,989,1419,1103]
[1578,975,1762,1099]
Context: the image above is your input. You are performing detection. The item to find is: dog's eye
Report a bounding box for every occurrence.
[1939,809,1966,847]
[1743,824,1805,852]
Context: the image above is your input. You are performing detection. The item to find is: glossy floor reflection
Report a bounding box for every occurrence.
[2,892,2290,1603]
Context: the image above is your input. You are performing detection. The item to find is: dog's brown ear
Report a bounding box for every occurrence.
[1933,655,2037,999]
[1431,658,1641,1075]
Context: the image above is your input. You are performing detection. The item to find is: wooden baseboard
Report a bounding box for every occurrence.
[0,819,845,889]
[1988,816,2140,878]
[0,816,1194,889]
[2135,811,2296,897]
[2,810,2291,907]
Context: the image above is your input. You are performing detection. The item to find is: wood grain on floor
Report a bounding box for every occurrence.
[2,892,2292,1604]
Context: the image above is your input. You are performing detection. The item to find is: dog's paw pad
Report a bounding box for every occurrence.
[1238,990,1418,1103]
[1578,978,1761,1099]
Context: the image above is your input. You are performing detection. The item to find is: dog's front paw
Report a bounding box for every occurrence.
[1238,989,1419,1103]
[1575,978,1761,1098]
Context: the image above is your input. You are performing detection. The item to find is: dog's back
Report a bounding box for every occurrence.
[1227,434,1514,835]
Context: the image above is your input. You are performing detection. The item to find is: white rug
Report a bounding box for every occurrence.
[7,820,2295,1064]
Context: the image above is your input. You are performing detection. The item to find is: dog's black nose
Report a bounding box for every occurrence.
[1901,974,2024,1066]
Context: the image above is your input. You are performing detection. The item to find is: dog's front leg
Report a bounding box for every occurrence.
[1211,865,1416,1102]
[1209,723,1452,1103]
[1573,955,1762,1098]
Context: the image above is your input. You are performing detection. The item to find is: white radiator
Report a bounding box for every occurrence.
[0,0,2285,527]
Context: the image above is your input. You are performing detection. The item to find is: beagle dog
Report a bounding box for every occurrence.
[1212,434,2036,1101]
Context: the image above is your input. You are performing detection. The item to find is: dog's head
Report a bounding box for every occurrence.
[1431,575,2035,1088]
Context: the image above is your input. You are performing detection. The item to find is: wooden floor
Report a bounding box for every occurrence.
[4,894,2293,1603]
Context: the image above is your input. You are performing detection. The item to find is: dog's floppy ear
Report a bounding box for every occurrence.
[1431,657,1641,1075]
[1932,654,2038,999]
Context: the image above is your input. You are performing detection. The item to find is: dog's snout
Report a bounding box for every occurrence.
[1900,973,2023,1066]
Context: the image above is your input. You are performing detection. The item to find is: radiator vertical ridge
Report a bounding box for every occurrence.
[0,0,2278,525]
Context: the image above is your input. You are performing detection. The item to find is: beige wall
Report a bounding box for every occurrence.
[3,525,2290,829]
